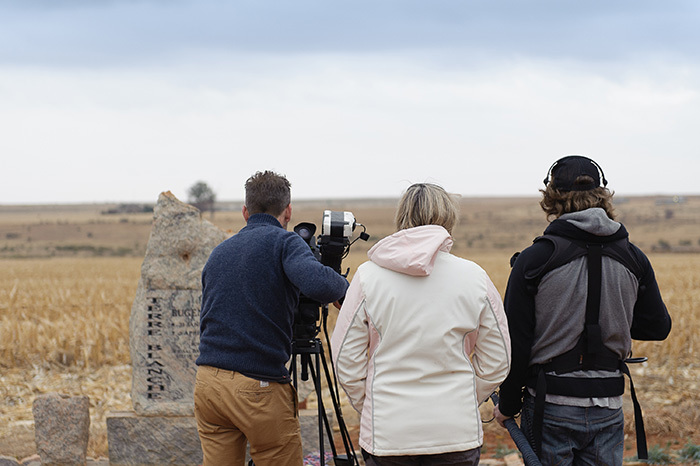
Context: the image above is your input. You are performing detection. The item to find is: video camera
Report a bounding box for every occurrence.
[293,210,369,342]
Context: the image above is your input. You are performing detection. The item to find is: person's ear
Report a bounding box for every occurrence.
[242,205,250,222]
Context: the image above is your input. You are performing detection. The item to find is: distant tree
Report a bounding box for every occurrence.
[188,181,217,216]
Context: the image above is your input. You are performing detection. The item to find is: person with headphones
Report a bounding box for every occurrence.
[493,156,671,465]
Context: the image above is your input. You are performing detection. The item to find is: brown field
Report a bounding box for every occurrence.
[1,194,699,461]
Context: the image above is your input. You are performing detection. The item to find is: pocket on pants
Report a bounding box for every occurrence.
[237,383,273,405]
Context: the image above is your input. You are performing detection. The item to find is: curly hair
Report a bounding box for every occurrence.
[540,175,615,221]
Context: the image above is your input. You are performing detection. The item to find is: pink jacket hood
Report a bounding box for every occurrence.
[367,225,453,277]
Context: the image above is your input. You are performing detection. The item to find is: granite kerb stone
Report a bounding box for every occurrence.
[32,392,90,466]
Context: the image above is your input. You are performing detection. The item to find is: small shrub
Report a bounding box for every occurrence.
[679,440,700,463]
[643,444,674,464]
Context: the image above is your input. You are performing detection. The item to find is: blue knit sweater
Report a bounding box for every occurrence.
[196,213,349,382]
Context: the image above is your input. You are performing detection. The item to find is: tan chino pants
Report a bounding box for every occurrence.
[194,365,303,466]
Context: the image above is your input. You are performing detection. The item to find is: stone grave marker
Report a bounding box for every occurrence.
[129,192,227,416]
[107,192,227,465]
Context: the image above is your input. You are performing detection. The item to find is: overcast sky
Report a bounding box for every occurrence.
[2,0,698,204]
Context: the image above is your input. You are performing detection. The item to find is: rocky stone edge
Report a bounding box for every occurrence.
[0,455,108,466]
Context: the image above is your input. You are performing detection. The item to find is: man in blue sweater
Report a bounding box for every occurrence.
[194,170,349,466]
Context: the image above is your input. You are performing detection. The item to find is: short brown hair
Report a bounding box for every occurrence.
[244,171,291,216]
[540,175,615,220]
[395,183,459,234]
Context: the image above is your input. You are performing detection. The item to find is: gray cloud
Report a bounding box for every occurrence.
[2,0,699,67]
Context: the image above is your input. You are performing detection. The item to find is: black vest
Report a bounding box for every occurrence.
[524,234,643,385]
[519,234,648,459]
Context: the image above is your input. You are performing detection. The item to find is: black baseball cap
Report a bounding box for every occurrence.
[543,155,608,192]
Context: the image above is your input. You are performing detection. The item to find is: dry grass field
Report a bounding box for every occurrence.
[1,194,699,461]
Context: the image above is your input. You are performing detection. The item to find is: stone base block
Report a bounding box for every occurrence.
[33,393,90,465]
[300,408,336,457]
[106,411,202,466]
[107,409,344,465]
[0,456,20,466]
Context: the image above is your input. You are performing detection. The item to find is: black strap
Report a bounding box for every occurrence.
[622,363,648,459]
[586,244,602,324]
[585,244,603,362]
[524,235,644,292]
[543,374,624,398]
[542,339,621,374]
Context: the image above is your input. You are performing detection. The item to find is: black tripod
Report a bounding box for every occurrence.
[289,303,360,466]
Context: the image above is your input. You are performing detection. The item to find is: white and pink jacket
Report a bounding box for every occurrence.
[331,225,511,456]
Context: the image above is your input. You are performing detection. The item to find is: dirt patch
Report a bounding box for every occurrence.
[0,425,35,461]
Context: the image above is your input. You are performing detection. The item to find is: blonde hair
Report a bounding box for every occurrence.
[395,183,459,234]
[540,175,616,221]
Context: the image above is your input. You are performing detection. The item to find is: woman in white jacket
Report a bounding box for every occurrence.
[331,183,511,466]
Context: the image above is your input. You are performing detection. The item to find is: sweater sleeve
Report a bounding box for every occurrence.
[282,234,349,304]
[629,246,672,341]
[331,273,369,413]
[497,243,551,417]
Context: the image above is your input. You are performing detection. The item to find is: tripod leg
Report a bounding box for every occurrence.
[319,344,358,465]
[308,354,339,462]
[293,340,357,465]
[311,351,326,463]
[302,353,310,381]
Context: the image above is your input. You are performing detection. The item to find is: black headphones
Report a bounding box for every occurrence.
[543,155,608,189]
